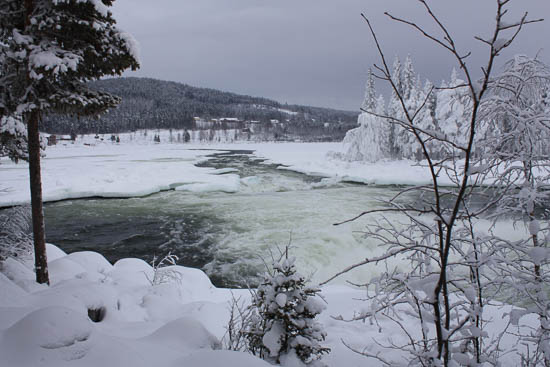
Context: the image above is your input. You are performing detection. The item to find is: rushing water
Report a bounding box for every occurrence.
[44,150,410,287]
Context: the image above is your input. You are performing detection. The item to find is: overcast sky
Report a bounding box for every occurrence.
[111,1,549,111]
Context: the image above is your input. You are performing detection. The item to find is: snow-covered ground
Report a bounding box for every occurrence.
[0,138,534,366]
[0,243,531,367]
[0,137,451,208]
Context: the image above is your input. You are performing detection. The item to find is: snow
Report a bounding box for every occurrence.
[0,138,542,366]
[173,350,272,367]
[116,29,141,63]
[248,142,455,186]
[1,139,456,208]
[0,142,231,207]
[263,321,284,357]
[275,293,287,308]
[0,244,539,366]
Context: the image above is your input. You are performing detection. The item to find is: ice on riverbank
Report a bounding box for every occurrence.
[0,139,458,207]
[0,139,456,208]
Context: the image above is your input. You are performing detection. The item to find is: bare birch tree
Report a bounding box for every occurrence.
[479,55,550,366]
[322,1,543,365]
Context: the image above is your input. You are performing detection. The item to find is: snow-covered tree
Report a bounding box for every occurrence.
[436,69,472,151]
[361,68,377,112]
[387,56,405,158]
[0,0,139,284]
[402,54,416,101]
[0,114,28,163]
[326,2,543,365]
[245,252,329,365]
[479,55,550,365]
[414,79,440,159]
[343,95,386,162]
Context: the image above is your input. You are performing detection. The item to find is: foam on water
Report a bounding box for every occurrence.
[42,150,531,288]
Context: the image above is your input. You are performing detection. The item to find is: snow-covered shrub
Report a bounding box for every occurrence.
[144,252,182,286]
[222,292,256,352]
[326,2,544,365]
[0,114,28,163]
[0,205,33,263]
[478,55,550,366]
[245,252,329,365]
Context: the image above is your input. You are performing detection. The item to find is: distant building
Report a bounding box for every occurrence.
[47,135,57,146]
[46,134,73,146]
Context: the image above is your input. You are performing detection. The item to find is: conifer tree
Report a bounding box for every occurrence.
[360,68,377,112]
[387,56,404,158]
[245,252,329,365]
[402,54,416,101]
[0,0,139,284]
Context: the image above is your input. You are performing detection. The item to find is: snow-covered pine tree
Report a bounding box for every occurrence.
[435,69,472,152]
[360,68,377,112]
[415,79,440,159]
[0,0,139,284]
[343,95,387,162]
[402,54,416,101]
[0,114,28,162]
[387,56,405,159]
[245,253,329,365]
[343,69,386,162]
[398,61,422,160]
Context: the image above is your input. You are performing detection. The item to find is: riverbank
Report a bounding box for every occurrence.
[0,139,450,208]
[0,244,527,367]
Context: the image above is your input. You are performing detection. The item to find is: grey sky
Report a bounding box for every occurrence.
[112,1,550,111]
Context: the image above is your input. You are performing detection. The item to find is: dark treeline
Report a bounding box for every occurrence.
[41,77,358,141]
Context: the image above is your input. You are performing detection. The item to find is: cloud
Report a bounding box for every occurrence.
[112,0,550,110]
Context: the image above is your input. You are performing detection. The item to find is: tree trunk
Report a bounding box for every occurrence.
[27,110,49,285]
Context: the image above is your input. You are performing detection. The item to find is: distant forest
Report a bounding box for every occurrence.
[41,77,358,142]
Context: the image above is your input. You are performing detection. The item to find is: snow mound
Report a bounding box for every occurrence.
[48,256,87,284]
[141,316,220,352]
[172,350,271,367]
[111,257,153,286]
[172,265,214,291]
[65,251,113,275]
[0,271,29,307]
[0,306,93,365]
[0,257,41,292]
[46,243,68,261]
[34,279,118,319]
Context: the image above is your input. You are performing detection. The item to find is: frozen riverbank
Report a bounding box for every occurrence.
[0,245,529,367]
[0,139,452,208]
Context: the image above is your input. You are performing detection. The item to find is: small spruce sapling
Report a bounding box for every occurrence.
[245,249,330,365]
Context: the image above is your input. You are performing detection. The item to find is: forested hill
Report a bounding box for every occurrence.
[41,77,358,139]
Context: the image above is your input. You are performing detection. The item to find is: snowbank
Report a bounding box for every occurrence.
[0,140,457,208]
[0,246,533,366]
[0,142,233,207]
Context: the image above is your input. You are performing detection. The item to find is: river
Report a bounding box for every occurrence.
[44,150,409,287]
